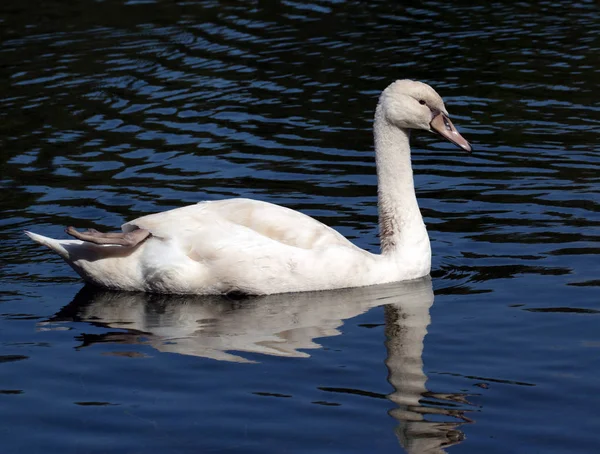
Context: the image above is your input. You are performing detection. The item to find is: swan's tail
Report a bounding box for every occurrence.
[24,231,73,258]
[25,230,143,290]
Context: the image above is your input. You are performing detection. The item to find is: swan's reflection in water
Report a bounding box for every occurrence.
[48,278,470,453]
[384,298,469,453]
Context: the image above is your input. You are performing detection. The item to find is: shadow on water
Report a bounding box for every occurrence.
[45,277,470,453]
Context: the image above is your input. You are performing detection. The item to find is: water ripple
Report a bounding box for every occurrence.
[1,1,599,452]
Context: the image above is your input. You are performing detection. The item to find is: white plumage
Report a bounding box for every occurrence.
[26,80,471,295]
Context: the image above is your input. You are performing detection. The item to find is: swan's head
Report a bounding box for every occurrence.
[378,79,472,152]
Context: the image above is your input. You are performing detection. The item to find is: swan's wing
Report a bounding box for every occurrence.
[123,198,357,251]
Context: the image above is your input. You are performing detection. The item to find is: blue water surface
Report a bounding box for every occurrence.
[1,1,599,453]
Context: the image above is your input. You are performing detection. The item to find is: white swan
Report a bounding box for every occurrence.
[26,80,471,295]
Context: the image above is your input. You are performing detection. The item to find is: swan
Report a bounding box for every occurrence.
[26,80,471,295]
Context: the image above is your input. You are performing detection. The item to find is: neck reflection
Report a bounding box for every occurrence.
[384,295,469,453]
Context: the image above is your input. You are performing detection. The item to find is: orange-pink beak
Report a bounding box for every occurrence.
[430,113,472,153]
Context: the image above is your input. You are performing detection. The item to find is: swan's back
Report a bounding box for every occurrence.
[124,198,355,251]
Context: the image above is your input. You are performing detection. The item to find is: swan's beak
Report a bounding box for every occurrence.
[430,113,472,153]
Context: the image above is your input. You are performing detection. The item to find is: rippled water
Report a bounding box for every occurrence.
[1,1,599,453]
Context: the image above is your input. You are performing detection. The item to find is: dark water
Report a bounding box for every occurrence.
[1,0,599,452]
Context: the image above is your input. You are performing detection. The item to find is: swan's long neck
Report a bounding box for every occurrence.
[374,105,430,265]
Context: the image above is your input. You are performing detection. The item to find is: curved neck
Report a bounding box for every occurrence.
[374,105,429,259]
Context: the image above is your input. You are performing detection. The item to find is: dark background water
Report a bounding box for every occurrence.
[1,1,599,453]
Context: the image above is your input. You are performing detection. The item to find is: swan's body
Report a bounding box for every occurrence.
[26,198,429,294]
[26,80,471,295]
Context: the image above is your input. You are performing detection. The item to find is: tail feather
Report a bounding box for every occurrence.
[24,231,80,259]
[25,230,147,291]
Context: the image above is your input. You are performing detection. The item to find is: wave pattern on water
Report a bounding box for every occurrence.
[1,1,599,453]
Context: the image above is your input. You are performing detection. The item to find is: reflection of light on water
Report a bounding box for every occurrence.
[45,277,472,452]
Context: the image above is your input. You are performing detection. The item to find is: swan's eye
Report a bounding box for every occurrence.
[419,100,426,105]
